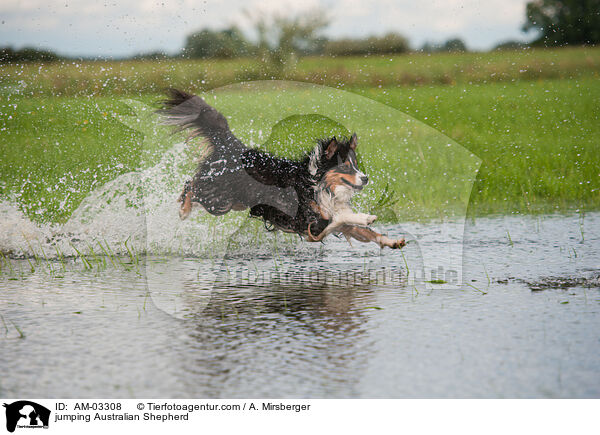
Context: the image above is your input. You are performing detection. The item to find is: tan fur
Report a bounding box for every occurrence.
[308,167,404,249]
[179,191,193,220]
[341,226,406,249]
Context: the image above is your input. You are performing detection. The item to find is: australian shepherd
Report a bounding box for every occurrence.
[158,89,405,249]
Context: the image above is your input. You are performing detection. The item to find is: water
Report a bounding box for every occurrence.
[1,212,599,398]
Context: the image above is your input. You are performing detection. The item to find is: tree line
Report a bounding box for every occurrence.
[177,0,599,60]
[0,47,60,63]
[1,0,597,64]
[181,27,414,59]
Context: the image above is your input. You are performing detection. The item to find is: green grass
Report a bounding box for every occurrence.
[0,47,598,225]
[0,97,149,222]
[0,85,478,223]
[355,76,600,215]
[1,46,598,96]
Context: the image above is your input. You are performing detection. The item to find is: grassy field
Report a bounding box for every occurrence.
[1,46,598,96]
[356,77,600,216]
[1,47,598,224]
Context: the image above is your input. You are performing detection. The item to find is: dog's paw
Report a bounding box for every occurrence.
[391,238,406,249]
[378,236,405,249]
[179,207,190,220]
[366,214,377,225]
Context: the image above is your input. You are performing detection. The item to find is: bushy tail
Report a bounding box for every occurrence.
[157,88,235,144]
[161,88,195,108]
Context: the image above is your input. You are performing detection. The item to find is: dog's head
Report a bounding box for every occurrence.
[311,133,368,192]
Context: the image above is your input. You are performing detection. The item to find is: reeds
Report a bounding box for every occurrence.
[0,236,143,279]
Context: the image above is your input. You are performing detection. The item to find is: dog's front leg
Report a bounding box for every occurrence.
[307,212,378,242]
[337,211,377,227]
[341,225,405,249]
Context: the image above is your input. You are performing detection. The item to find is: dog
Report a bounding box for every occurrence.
[158,89,405,249]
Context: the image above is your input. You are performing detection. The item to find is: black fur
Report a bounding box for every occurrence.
[158,89,358,237]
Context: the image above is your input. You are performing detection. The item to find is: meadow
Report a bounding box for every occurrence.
[1,46,599,224]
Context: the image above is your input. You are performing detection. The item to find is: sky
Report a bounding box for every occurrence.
[0,0,538,57]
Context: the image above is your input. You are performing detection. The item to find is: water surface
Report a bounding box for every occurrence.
[1,212,598,398]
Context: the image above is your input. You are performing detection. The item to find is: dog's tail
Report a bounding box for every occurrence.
[157,88,247,155]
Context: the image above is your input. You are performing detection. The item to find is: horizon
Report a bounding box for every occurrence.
[0,0,537,58]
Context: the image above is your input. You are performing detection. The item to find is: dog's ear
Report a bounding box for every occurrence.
[325,137,338,159]
[349,133,358,150]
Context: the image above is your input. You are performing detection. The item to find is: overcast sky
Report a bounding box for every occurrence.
[0,0,537,57]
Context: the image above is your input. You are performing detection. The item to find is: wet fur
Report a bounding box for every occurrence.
[158,88,404,249]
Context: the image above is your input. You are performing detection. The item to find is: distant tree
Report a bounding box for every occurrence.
[420,41,439,53]
[366,33,410,54]
[0,47,17,62]
[494,40,529,50]
[253,10,330,75]
[183,27,252,58]
[133,51,170,60]
[419,38,467,53]
[0,46,60,63]
[325,32,410,56]
[442,38,467,52]
[523,0,600,46]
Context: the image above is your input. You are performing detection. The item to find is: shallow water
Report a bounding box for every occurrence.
[1,212,599,398]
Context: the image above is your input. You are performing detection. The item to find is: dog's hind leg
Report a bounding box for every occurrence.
[178,180,193,220]
[341,225,405,249]
[180,191,193,220]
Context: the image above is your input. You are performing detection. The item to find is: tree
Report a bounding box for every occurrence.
[0,46,60,63]
[419,38,467,53]
[183,27,252,59]
[253,10,330,75]
[325,33,410,56]
[494,40,529,50]
[133,51,169,60]
[420,41,439,53]
[442,38,467,52]
[523,0,600,46]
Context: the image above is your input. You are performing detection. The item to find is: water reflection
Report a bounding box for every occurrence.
[170,266,389,397]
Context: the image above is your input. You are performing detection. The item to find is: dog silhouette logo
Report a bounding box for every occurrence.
[3,401,50,433]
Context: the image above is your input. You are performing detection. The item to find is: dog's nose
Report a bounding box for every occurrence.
[361,175,369,185]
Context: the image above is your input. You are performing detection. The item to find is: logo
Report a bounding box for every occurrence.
[3,401,50,433]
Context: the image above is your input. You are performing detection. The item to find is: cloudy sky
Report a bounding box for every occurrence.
[0,0,537,57]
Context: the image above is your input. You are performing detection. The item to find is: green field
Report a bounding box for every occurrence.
[1,46,598,95]
[1,47,599,224]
